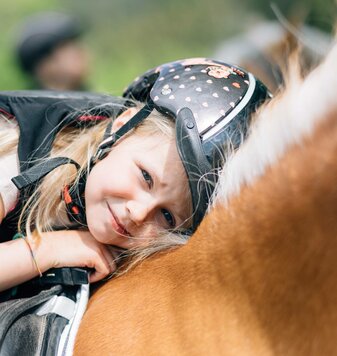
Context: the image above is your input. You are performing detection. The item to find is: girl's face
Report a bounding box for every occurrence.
[85,113,191,249]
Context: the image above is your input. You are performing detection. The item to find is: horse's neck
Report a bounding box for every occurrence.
[180,44,337,353]
[76,45,337,355]
[189,110,337,354]
[186,43,337,352]
[77,112,337,356]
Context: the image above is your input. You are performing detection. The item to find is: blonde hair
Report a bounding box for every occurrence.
[0,102,191,272]
[0,114,18,155]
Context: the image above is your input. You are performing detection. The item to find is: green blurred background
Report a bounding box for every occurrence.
[1,0,335,94]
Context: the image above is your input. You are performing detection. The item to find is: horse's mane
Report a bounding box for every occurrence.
[214,41,337,207]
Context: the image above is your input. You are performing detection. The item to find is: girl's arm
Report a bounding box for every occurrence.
[0,237,45,291]
[0,228,116,292]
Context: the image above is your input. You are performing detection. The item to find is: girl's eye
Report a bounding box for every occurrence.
[141,169,153,188]
[161,208,176,228]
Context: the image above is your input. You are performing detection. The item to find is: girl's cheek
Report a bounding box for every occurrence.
[85,172,102,202]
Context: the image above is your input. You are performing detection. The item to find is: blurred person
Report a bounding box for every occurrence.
[15,11,90,91]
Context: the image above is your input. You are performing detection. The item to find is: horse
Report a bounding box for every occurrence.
[74,42,337,355]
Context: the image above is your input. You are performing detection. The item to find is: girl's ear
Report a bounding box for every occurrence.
[111,107,138,132]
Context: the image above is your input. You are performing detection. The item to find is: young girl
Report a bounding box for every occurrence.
[0,58,270,298]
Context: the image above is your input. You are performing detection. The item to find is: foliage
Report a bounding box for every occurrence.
[0,0,335,93]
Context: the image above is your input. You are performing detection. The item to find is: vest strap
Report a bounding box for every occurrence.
[36,267,89,286]
[11,157,80,190]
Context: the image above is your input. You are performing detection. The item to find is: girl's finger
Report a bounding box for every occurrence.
[88,248,116,283]
[102,247,117,273]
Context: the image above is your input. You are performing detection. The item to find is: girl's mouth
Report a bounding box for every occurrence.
[106,202,130,237]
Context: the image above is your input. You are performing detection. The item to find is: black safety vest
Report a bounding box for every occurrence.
[0,90,126,303]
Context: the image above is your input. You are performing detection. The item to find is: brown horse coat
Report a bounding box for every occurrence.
[75,43,337,355]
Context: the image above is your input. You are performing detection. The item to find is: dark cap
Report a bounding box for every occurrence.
[16,11,84,73]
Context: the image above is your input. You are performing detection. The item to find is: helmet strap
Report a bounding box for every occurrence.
[92,99,155,163]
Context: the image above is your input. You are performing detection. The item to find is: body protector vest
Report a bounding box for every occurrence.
[0,90,125,355]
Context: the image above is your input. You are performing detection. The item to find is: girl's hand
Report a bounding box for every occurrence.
[36,230,116,283]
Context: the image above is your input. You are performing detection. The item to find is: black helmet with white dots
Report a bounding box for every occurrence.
[96,58,271,231]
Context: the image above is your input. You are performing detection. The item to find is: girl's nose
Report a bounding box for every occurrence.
[126,199,153,226]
